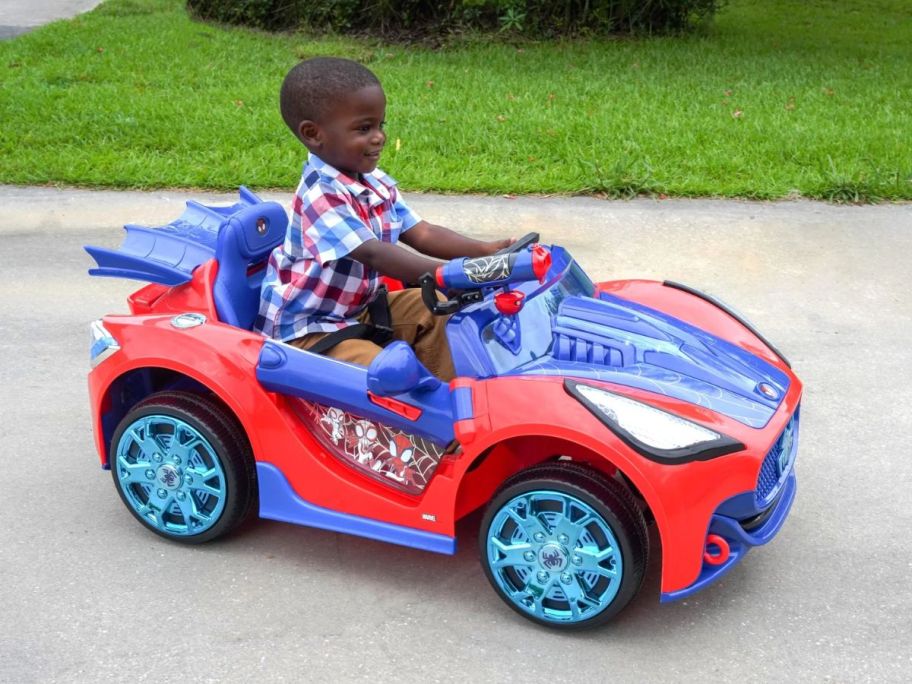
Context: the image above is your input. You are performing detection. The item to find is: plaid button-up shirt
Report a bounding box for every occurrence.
[254,154,421,341]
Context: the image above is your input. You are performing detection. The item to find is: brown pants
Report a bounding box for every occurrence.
[289,288,456,381]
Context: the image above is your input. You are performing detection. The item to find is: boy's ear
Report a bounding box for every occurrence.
[298,120,321,148]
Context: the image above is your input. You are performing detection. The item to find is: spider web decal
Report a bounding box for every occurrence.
[293,400,446,495]
[464,254,511,283]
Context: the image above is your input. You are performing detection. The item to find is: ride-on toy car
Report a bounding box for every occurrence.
[86,188,801,629]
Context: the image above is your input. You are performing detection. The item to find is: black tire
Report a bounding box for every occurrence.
[109,391,255,544]
[479,463,648,630]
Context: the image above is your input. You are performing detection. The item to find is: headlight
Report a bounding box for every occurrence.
[89,320,120,368]
[565,380,744,463]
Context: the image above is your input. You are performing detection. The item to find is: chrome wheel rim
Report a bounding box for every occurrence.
[486,490,623,624]
[114,415,227,536]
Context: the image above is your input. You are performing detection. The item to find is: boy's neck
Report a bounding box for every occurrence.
[309,152,369,183]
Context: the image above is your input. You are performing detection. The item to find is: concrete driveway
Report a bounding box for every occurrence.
[0,0,101,39]
[0,185,909,682]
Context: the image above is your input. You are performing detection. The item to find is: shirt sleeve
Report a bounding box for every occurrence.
[298,181,377,266]
[392,187,422,233]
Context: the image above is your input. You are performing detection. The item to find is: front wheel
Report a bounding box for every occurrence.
[479,464,648,629]
[109,391,255,544]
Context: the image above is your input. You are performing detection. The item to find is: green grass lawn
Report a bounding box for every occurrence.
[1,0,910,200]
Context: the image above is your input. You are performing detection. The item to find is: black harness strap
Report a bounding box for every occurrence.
[305,323,376,355]
[306,285,394,356]
[367,285,393,338]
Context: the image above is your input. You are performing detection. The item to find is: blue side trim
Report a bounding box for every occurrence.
[256,340,454,444]
[660,471,797,602]
[257,340,455,444]
[452,385,474,421]
[256,463,456,554]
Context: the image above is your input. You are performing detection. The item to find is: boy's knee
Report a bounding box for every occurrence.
[292,333,384,368]
[389,288,436,325]
[323,338,384,367]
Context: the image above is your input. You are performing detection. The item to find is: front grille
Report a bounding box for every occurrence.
[756,409,798,508]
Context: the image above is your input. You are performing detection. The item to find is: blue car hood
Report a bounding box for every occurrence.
[515,294,790,428]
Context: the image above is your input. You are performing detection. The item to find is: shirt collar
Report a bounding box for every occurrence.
[306,153,395,208]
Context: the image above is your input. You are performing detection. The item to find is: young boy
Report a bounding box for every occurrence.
[254,57,512,380]
[255,57,512,381]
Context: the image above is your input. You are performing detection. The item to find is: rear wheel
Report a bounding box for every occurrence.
[110,391,254,544]
[479,464,648,629]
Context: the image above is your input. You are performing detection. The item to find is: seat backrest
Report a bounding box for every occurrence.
[213,199,287,329]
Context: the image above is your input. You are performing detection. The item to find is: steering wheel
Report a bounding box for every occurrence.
[420,232,545,315]
[419,274,482,316]
[495,232,540,255]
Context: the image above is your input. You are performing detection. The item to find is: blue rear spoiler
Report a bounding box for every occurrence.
[84,186,266,286]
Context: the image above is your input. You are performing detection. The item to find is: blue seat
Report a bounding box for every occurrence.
[213,191,288,329]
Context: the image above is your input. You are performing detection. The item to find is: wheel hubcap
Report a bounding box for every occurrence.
[156,464,181,490]
[114,414,227,537]
[486,490,623,624]
[538,543,568,572]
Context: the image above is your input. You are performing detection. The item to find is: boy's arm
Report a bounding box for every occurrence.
[349,239,444,284]
[400,220,513,259]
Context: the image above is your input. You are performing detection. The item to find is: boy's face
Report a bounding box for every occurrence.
[301,85,387,177]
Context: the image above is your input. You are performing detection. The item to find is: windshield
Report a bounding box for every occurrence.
[481,247,594,374]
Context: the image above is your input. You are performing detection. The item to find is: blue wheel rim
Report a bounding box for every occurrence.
[114,414,227,537]
[486,489,623,624]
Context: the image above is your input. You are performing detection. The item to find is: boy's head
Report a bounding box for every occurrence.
[280,57,387,177]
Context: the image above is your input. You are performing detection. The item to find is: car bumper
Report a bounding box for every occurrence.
[660,468,797,602]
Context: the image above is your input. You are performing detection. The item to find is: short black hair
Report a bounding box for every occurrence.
[280,57,381,137]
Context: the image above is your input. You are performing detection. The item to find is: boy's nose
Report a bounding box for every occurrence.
[371,130,386,145]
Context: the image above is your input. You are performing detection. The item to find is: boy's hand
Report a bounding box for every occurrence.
[483,237,517,255]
